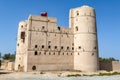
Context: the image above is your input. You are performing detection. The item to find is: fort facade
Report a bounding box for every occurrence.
[15,5,99,72]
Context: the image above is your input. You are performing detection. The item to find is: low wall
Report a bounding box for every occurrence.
[99,61,120,71]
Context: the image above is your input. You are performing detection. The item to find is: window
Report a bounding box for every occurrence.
[42,45,44,49]
[79,46,81,49]
[78,53,80,55]
[75,26,78,31]
[53,52,55,55]
[57,26,60,30]
[32,66,36,70]
[49,52,51,55]
[39,52,41,55]
[72,47,74,50]
[35,51,37,55]
[17,43,19,46]
[35,45,37,48]
[48,45,51,49]
[44,52,46,55]
[94,47,97,50]
[76,11,79,16]
[42,26,45,29]
[21,25,23,28]
[55,46,57,49]
[21,32,25,39]
[92,53,94,56]
[67,46,69,50]
[63,53,64,55]
[71,53,72,55]
[72,43,74,46]
[67,53,68,55]
[61,46,63,49]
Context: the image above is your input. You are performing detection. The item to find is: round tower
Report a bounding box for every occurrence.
[70,5,99,72]
[15,21,27,71]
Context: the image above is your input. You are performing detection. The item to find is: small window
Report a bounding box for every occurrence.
[75,26,78,31]
[63,53,64,55]
[48,41,51,44]
[94,47,97,50]
[72,47,74,50]
[71,53,72,55]
[21,25,23,28]
[32,66,36,70]
[67,53,68,55]
[76,11,79,16]
[44,52,46,55]
[67,47,69,50]
[35,51,37,55]
[61,46,63,49]
[42,26,45,29]
[48,45,51,49]
[35,45,37,48]
[78,53,79,55]
[49,52,51,55]
[42,45,44,49]
[21,32,25,39]
[55,46,57,49]
[57,26,60,30]
[39,52,41,55]
[53,52,55,55]
[17,43,19,46]
[72,43,74,46]
[79,46,81,49]
[92,53,94,56]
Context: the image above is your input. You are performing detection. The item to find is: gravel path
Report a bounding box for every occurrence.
[0,71,120,80]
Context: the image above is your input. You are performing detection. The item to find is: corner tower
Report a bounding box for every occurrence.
[70,5,99,72]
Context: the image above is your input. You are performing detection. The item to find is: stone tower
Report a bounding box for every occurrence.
[15,21,28,71]
[69,5,99,72]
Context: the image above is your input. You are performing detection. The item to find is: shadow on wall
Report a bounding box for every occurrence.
[99,61,120,71]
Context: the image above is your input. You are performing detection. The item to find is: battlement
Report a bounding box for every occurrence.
[70,5,95,18]
[28,15,57,23]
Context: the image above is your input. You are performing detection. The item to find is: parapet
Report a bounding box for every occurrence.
[70,5,96,18]
[28,15,57,23]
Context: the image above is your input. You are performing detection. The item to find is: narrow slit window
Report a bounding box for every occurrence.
[75,26,78,31]
[48,45,51,49]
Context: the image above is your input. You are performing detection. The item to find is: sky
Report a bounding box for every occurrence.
[0,0,120,60]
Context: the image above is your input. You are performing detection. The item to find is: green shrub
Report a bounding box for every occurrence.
[67,74,81,77]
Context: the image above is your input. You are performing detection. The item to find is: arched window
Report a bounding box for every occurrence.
[32,66,36,70]
[75,26,78,31]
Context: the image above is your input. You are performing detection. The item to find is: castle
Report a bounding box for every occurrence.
[15,5,99,72]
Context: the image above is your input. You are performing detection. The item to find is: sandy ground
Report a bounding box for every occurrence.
[0,70,120,80]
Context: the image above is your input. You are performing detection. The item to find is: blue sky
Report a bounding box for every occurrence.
[0,0,120,60]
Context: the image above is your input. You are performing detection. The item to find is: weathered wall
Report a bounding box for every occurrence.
[15,5,100,72]
[99,61,120,72]
[26,15,74,71]
[70,6,99,72]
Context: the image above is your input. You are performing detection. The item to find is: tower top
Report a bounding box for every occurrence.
[81,5,94,9]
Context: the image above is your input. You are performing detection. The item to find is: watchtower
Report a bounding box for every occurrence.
[69,5,99,72]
